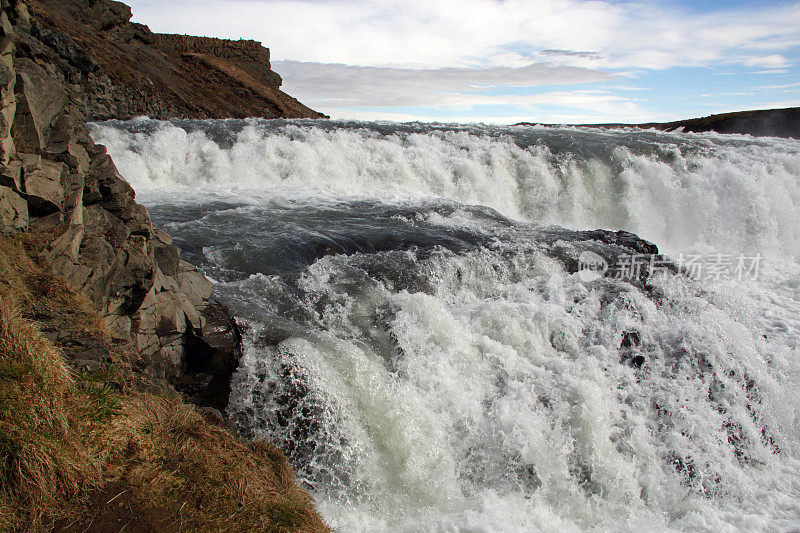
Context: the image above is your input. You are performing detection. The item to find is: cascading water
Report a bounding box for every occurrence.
[90,118,800,532]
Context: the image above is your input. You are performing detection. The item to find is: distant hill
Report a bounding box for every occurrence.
[517,107,800,139]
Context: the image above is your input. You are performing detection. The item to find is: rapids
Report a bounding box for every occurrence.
[90,118,800,532]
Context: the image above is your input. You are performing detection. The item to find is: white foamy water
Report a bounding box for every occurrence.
[91,119,800,532]
[91,118,800,258]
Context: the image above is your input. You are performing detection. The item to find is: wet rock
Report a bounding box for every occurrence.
[581,229,659,255]
[620,330,641,350]
[620,330,646,369]
[180,302,242,410]
[628,355,646,369]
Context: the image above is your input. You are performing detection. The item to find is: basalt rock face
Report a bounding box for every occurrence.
[0,0,241,411]
[17,0,325,120]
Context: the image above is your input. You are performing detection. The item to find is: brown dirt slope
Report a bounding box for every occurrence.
[23,0,326,120]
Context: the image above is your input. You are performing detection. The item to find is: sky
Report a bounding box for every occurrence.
[125,0,800,124]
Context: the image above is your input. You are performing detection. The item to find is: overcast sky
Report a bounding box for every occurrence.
[125,0,800,124]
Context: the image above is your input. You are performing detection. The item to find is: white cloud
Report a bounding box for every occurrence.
[275,60,610,107]
[126,0,800,71]
[272,61,662,123]
[123,0,800,122]
[759,81,800,90]
[744,54,791,69]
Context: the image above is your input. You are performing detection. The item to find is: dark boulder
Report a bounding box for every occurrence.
[180,301,243,411]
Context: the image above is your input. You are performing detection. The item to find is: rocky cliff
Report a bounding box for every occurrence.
[17,0,325,120]
[517,107,800,139]
[0,1,331,529]
[1,0,243,411]
[642,107,800,139]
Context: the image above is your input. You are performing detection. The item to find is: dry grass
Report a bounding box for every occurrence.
[0,234,109,338]
[0,235,328,532]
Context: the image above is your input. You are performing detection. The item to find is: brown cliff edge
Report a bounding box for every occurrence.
[516,107,800,139]
[0,0,328,531]
[23,0,326,120]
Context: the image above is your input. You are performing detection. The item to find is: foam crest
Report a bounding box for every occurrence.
[227,243,800,531]
[90,119,800,258]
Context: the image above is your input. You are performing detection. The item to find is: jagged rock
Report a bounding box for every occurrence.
[77,205,155,318]
[12,57,66,148]
[152,226,171,245]
[29,22,100,73]
[28,209,60,231]
[177,260,213,308]
[49,221,82,259]
[1,0,245,411]
[153,235,179,276]
[83,150,150,235]
[181,301,242,410]
[12,1,30,29]
[0,182,27,231]
[0,158,21,189]
[0,9,16,164]
[154,290,185,337]
[22,155,64,214]
[84,0,133,32]
[18,150,37,169]
[47,113,91,173]
[26,0,324,121]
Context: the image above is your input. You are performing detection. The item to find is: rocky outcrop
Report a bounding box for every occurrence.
[644,107,800,139]
[0,0,240,410]
[155,34,272,64]
[155,34,283,90]
[16,0,325,120]
[0,3,16,162]
[517,107,800,139]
